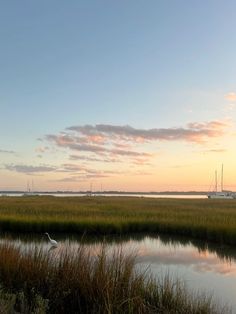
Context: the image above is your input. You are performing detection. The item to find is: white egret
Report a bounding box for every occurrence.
[45,232,58,247]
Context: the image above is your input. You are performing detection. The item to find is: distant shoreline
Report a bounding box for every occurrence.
[0,190,208,195]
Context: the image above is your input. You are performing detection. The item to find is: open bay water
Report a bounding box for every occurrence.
[1,233,235,312]
[0,192,207,198]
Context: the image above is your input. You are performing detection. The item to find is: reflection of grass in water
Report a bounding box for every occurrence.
[0,242,231,314]
[1,196,236,245]
[3,231,236,266]
[157,233,236,264]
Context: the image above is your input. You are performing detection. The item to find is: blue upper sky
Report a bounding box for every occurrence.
[1,1,236,191]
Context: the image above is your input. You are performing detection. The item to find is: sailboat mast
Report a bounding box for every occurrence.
[215,170,218,192]
[221,164,224,192]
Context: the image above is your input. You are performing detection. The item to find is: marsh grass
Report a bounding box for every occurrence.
[1,196,236,245]
[0,242,230,314]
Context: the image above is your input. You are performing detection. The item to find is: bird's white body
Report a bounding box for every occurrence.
[45,232,58,247]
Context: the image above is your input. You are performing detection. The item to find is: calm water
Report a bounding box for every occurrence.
[1,233,235,311]
[0,192,207,198]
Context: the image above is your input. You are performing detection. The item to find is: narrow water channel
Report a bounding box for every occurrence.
[1,233,236,311]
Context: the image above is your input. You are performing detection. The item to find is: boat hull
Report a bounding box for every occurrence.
[207,192,234,199]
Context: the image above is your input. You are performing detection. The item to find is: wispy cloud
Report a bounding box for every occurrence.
[53,164,127,182]
[53,167,151,183]
[5,164,56,175]
[35,146,50,153]
[225,103,236,111]
[66,120,228,143]
[204,148,227,153]
[60,163,100,174]
[69,155,120,163]
[46,133,153,161]
[0,149,16,154]
[4,162,125,180]
[224,92,236,102]
[56,173,111,182]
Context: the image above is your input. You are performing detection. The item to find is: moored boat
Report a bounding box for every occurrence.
[207,165,234,199]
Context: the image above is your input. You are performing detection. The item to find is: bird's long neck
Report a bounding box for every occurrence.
[47,234,52,241]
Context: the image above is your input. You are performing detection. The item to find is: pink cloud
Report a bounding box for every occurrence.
[44,120,229,168]
[5,164,56,175]
[224,92,236,101]
[67,120,229,143]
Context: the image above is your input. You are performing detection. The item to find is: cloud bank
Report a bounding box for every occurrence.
[45,120,228,161]
[66,121,227,143]
[42,120,229,174]
[4,120,230,182]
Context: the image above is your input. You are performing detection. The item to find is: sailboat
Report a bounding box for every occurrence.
[23,180,38,197]
[207,165,235,199]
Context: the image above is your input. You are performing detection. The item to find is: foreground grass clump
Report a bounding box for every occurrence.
[1,196,236,244]
[0,243,229,314]
[0,288,48,313]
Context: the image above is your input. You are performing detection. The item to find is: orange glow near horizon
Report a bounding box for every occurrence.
[1,120,236,192]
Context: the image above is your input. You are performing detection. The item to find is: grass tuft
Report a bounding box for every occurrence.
[0,242,230,314]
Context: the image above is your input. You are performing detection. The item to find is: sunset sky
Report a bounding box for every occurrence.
[1,1,236,192]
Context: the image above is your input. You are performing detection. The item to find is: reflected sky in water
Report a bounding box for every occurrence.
[1,233,235,311]
[130,236,236,312]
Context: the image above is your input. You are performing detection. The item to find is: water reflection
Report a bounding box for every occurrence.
[2,232,236,263]
[1,232,236,310]
[135,237,236,276]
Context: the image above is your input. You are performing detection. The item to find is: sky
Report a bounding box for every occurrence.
[1,0,236,192]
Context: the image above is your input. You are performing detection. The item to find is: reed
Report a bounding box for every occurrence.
[0,196,236,245]
[0,242,229,314]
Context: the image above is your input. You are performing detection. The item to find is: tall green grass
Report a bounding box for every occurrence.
[0,242,230,313]
[1,196,236,245]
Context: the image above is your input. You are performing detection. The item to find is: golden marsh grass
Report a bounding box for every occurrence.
[0,196,236,244]
[0,242,230,314]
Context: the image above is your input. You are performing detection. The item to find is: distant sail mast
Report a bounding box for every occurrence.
[215,170,217,192]
[221,164,223,192]
[215,164,224,192]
